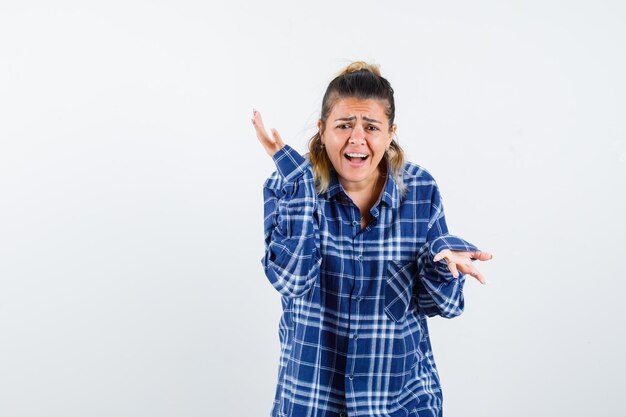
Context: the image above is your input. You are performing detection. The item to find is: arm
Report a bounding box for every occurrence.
[261,144,322,298]
[416,182,480,318]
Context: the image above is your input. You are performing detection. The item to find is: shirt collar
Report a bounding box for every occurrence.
[322,161,401,209]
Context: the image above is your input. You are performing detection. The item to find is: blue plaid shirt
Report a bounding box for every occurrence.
[261,145,480,417]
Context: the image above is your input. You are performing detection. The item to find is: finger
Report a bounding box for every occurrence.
[471,251,493,261]
[448,261,459,278]
[252,108,264,126]
[471,268,487,284]
[460,264,487,284]
[271,128,285,149]
[433,249,450,263]
[252,110,270,139]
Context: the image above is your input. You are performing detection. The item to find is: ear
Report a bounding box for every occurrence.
[317,119,324,144]
[389,123,397,146]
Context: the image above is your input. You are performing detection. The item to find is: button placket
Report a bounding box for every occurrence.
[347,217,362,395]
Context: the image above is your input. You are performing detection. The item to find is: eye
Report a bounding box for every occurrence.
[367,125,379,131]
[337,124,351,129]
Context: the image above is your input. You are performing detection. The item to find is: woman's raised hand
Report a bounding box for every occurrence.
[251,109,286,158]
[433,250,494,284]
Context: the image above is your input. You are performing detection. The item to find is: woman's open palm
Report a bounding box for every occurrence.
[251,109,285,157]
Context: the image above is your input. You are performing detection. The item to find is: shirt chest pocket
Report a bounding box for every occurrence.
[384,260,418,323]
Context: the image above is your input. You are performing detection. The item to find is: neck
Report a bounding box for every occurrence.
[340,162,387,198]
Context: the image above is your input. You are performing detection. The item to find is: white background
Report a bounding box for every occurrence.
[1,1,625,416]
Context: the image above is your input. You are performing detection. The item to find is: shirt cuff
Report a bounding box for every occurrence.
[271,144,310,184]
[430,234,480,264]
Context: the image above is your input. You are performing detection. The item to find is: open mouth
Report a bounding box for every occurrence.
[344,152,369,162]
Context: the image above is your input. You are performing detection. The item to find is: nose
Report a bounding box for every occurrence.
[349,125,366,145]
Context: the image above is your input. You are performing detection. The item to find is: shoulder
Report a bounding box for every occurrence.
[263,168,284,191]
[400,160,438,188]
[396,160,444,208]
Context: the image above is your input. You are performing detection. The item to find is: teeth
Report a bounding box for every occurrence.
[346,153,368,158]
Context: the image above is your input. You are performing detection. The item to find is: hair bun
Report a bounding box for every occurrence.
[339,61,382,77]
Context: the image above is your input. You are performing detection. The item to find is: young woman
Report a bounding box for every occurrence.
[252,61,493,417]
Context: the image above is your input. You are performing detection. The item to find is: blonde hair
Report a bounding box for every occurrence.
[306,61,407,197]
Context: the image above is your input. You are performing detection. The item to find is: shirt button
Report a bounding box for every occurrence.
[339,413,346,417]
[352,333,358,340]
[356,296,362,302]
[352,220,358,227]
[357,255,363,261]
[348,374,354,380]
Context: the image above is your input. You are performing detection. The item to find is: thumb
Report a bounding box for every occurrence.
[271,128,285,148]
[472,251,493,261]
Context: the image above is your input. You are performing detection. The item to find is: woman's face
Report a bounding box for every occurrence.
[318,97,396,192]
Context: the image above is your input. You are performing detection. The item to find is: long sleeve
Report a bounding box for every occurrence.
[261,144,322,298]
[416,182,480,318]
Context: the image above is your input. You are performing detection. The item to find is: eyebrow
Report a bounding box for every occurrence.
[334,116,382,124]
